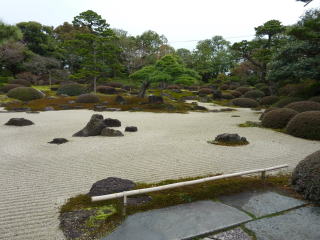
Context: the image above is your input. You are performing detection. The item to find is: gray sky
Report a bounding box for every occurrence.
[0,0,318,49]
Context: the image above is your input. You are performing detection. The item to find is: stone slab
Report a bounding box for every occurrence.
[245,206,320,240]
[102,201,252,240]
[205,227,252,240]
[219,191,305,217]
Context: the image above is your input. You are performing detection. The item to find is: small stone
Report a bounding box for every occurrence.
[125,126,138,132]
[88,177,135,196]
[48,138,68,145]
[44,106,54,111]
[5,118,34,126]
[101,128,124,137]
[192,105,208,111]
[104,118,121,127]
[68,100,76,104]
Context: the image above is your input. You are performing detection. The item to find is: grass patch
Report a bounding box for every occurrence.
[238,121,261,128]
[60,175,291,239]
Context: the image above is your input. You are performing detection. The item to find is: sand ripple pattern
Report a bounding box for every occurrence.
[0,103,319,239]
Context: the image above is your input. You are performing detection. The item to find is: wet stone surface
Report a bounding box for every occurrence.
[102,201,252,240]
[219,191,306,217]
[203,227,252,240]
[245,206,320,240]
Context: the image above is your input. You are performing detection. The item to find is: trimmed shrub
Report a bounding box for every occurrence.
[286,111,320,140]
[167,85,180,90]
[260,96,280,105]
[259,107,279,120]
[243,90,265,99]
[198,88,213,95]
[229,90,242,98]
[231,98,259,108]
[57,84,86,96]
[1,84,23,93]
[292,150,320,201]
[76,94,100,103]
[273,97,303,108]
[284,101,320,113]
[255,83,267,89]
[221,94,234,100]
[9,79,31,87]
[104,82,123,88]
[262,108,298,129]
[7,87,44,101]
[97,86,116,94]
[220,84,229,90]
[309,96,320,103]
[235,87,252,94]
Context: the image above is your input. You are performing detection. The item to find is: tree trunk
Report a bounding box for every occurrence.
[138,81,150,98]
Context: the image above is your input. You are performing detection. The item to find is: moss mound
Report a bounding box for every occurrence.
[221,93,234,100]
[235,87,252,94]
[285,101,320,113]
[231,98,259,108]
[292,150,320,201]
[1,84,23,93]
[274,97,303,108]
[57,84,86,96]
[243,90,265,99]
[198,88,213,95]
[260,96,279,105]
[309,96,320,103]
[7,87,44,101]
[262,108,298,129]
[259,107,279,120]
[76,94,100,103]
[286,111,320,140]
[230,90,242,98]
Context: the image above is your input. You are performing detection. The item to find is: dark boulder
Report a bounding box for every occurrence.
[148,95,164,104]
[292,150,320,201]
[104,118,121,127]
[125,126,138,132]
[191,105,208,111]
[48,138,68,145]
[88,177,135,196]
[215,133,248,144]
[100,128,124,137]
[73,114,105,137]
[5,118,34,126]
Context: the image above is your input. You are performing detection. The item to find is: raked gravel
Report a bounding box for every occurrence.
[0,103,319,239]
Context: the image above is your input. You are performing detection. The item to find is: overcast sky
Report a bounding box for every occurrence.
[0,0,318,49]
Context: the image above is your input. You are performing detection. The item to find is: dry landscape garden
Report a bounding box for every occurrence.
[0,1,320,240]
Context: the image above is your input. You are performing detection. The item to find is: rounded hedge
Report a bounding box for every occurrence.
[284,101,320,113]
[76,94,100,103]
[97,86,116,94]
[309,96,320,103]
[260,96,280,105]
[9,79,31,87]
[104,82,123,88]
[221,94,234,100]
[243,90,265,99]
[286,111,320,140]
[231,98,259,108]
[235,87,252,94]
[262,108,298,129]
[57,84,86,96]
[7,87,44,101]
[198,88,213,95]
[167,85,180,90]
[1,84,23,93]
[259,107,279,120]
[220,84,229,90]
[229,90,242,98]
[292,150,320,201]
[274,97,303,108]
[255,83,267,89]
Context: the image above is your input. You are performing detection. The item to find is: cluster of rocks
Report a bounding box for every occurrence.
[73,114,138,137]
[210,133,249,146]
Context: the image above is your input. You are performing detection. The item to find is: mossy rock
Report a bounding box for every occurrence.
[286,111,320,140]
[284,101,320,113]
[231,98,259,108]
[7,87,44,101]
[262,108,298,129]
[57,84,86,96]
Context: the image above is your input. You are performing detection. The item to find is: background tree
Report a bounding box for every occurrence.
[130,55,200,97]
[0,21,22,44]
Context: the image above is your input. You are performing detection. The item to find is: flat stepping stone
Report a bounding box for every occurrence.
[102,201,252,240]
[204,227,252,240]
[219,191,305,217]
[245,206,320,240]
